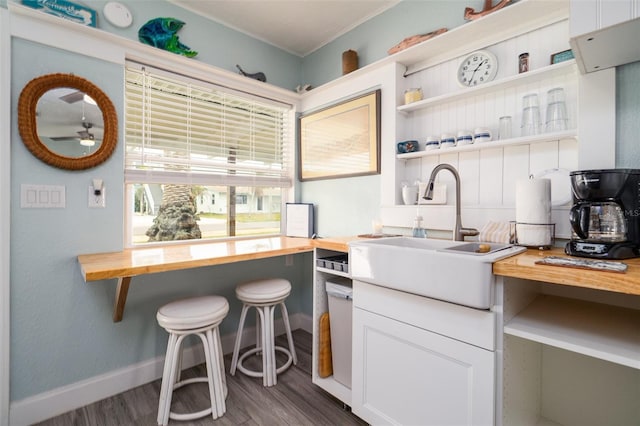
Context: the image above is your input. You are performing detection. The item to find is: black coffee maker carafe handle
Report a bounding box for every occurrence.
[569,202,590,239]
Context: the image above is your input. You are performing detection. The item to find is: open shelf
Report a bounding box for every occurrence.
[398,60,577,113]
[316,266,350,279]
[396,130,577,159]
[393,0,569,75]
[504,295,640,369]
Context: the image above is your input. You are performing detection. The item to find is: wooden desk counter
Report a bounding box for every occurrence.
[78,236,318,322]
[78,236,364,322]
[493,248,640,296]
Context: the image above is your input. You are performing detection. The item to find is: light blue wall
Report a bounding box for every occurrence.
[616,61,640,168]
[17,0,303,91]
[10,38,312,401]
[301,0,485,89]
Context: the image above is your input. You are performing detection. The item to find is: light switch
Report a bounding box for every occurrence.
[21,184,65,208]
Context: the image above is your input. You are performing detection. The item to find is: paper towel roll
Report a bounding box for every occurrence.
[516,178,552,246]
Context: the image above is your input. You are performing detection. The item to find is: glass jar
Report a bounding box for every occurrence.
[404,88,423,104]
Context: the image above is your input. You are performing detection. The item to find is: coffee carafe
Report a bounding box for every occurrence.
[565,169,640,259]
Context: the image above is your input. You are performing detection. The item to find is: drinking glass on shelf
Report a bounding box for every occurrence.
[521,93,541,136]
[545,87,568,132]
[499,116,512,139]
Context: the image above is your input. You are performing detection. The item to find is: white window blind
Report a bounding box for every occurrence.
[124,64,293,187]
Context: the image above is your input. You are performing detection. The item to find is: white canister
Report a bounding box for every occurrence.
[440,133,456,148]
[474,127,492,143]
[456,130,474,146]
[425,135,440,150]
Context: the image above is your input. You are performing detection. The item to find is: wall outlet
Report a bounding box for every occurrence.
[88,186,106,208]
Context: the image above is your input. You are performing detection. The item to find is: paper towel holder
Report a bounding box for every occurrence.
[510,221,555,250]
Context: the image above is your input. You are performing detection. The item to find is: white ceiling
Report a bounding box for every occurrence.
[169,0,400,57]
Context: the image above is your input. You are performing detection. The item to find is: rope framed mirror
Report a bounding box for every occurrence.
[18,73,118,170]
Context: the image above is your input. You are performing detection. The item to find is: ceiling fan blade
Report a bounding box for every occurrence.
[59,91,85,103]
[50,136,80,141]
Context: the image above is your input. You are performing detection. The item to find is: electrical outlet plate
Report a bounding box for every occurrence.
[88,186,106,208]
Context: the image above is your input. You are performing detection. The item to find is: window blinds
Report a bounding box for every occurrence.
[124,64,293,187]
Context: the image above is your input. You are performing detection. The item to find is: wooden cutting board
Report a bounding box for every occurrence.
[318,312,333,378]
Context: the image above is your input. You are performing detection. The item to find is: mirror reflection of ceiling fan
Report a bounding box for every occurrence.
[50,122,96,146]
[59,90,97,105]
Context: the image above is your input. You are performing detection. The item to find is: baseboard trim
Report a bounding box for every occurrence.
[10,313,312,426]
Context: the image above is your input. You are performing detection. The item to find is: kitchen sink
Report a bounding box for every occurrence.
[349,237,525,309]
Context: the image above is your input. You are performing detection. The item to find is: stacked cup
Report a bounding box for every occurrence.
[545,88,568,132]
[521,93,541,136]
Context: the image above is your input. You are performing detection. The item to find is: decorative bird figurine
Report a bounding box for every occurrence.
[236,64,267,82]
[138,18,198,57]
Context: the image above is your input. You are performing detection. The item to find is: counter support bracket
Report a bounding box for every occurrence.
[113,276,132,322]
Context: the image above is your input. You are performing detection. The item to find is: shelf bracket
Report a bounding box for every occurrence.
[113,276,132,322]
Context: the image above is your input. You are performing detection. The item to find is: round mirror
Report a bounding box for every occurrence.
[18,73,118,170]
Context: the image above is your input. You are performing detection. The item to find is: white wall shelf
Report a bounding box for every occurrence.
[397,60,578,114]
[306,0,569,95]
[396,0,569,76]
[504,294,640,370]
[316,266,350,279]
[396,130,577,160]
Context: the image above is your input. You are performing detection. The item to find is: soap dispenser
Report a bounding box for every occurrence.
[412,215,427,238]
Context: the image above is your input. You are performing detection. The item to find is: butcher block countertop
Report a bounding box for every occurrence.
[493,247,640,296]
[78,236,640,322]
[77,236,359,322]
[77,236,358,282]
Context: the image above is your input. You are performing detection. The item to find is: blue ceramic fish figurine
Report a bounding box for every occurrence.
[138,18,197,58]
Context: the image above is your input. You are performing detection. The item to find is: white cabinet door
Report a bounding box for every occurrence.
[352,307,495,426]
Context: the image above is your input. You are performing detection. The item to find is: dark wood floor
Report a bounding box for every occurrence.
[35,330,367,426]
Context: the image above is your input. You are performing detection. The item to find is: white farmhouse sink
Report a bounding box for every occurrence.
[349,237,525,309]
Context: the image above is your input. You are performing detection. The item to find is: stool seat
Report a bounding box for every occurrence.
[157,295,229,330]
[230,278,297,387]
[156,295,229,425]
[236,278,291,303]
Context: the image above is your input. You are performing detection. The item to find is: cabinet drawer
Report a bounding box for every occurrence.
[353,280,495,350]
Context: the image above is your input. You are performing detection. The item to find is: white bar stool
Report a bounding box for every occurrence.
[230,278,298,387]
[156,295,229,426]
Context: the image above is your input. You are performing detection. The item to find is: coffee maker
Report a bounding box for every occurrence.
[565,169,640,259]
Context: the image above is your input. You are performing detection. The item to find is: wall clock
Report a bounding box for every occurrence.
[457,50,498,87]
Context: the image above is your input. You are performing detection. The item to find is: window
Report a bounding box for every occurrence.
[124,63,293,245]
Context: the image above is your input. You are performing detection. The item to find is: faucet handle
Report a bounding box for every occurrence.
[460,227,479,238]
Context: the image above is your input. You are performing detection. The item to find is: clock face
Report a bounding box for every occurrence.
[457,50,498,87]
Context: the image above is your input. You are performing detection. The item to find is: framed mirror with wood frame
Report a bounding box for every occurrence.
[18,73,118,170]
